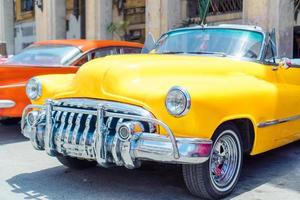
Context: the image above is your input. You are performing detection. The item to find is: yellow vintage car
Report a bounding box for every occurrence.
[21,25,300,199]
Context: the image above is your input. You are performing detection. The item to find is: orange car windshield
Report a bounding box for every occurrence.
[6,44,82,66]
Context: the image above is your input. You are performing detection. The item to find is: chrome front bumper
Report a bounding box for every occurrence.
[0,100,16,108]
[21,99,212,169]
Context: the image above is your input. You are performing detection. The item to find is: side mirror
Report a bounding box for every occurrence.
[279,57,292,69]
[141,32,156,54]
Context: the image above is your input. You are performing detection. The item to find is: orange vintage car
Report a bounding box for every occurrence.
[0,39,142,125]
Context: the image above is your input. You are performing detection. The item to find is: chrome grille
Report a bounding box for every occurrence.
[22,98,209,168]
[50,99,156,159]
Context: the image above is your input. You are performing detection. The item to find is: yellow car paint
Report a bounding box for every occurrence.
[32,54,300,156]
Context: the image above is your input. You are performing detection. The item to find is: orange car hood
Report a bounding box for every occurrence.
[0,64,77,86]
[0,64,77,117]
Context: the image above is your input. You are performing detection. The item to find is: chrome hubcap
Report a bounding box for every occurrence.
[209,130,241,192]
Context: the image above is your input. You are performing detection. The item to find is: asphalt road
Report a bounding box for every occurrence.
[0,124,299,200]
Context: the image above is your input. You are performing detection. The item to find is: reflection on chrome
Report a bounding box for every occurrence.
[21,98,212,168]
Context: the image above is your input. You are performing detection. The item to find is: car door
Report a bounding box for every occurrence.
[264,34,300,141]
[275,64,300,140]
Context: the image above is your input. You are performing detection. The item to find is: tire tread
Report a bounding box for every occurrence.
[182,123,243,200]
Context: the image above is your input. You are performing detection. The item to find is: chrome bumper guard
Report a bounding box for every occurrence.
[21,99,212,169]
[0,100,16,108]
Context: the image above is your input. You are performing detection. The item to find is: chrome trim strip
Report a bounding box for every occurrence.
[112,133,122,166]
[53,106,97,115]
[65,112,75,144]
[72,113,83,145]
[44,100,55,156]
[0,100,16,108]
[257,114,300,128]
[54,98,154,118]
[95,105,107,167]
[58,112,67,149]
[0,83,25,89]
[81,114,92,148]
[55,111,64,153]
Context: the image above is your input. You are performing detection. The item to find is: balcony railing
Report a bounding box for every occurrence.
[188,0,243,18]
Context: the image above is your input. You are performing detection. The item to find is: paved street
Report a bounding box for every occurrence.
[0,124,299,200]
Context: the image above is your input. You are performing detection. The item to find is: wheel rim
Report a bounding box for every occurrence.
[209,130,242,192]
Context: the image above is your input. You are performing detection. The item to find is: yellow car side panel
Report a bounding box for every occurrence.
[33,55,300,156]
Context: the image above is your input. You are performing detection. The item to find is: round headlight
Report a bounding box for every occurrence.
[165,86,191,117]
[26,78,42,100]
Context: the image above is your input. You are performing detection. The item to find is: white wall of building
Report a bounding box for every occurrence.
[243,0,294,58]
[35,0,66,41]
[0,0,14,54]
[146,0,182,40]
[86,0,113,40]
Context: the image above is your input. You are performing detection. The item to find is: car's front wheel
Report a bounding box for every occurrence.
[183,123,243,200]
[56,154,97,170]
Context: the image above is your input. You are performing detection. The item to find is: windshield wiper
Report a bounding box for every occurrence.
[160,51,227,57]
[187,51,227,57]
[160,51,185,54]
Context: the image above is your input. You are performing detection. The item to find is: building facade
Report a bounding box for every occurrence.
[0,0,298,58]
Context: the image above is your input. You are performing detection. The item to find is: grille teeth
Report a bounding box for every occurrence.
[52,104,154,148]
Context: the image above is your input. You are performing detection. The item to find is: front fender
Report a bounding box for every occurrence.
[144,74,277,147]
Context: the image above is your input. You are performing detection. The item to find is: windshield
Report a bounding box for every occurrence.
[155,28,264,59]
[6,44,82,66]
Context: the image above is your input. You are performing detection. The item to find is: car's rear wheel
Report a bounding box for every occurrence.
[56,154,97,170]
[0,118,20,126]
[182,123,243,200]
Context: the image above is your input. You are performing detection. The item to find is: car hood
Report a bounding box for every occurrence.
[48,54,271,108]
[0,64,77,86]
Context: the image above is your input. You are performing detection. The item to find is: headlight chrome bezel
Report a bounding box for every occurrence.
[165,86,191,117]
[26,78,42,100]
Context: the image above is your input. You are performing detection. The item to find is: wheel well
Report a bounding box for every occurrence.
[219,119,255,155]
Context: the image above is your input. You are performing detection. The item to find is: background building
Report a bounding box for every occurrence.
[0,0,299,58]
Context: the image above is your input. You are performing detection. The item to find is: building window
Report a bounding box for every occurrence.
[124,0,146,42]
[15,0,35,22]
[21,0,34,12]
